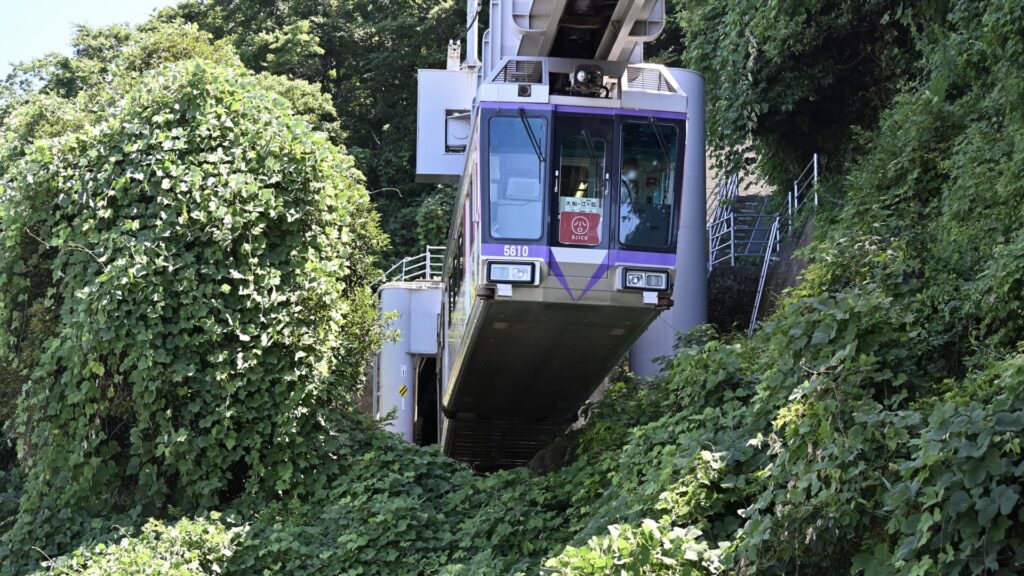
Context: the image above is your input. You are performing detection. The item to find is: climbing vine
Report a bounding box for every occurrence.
[0,60,384,570]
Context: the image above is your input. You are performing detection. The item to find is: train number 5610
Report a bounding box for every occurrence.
[502,245,530,257]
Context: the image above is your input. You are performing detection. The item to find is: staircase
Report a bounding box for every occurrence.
[707,179,777,271]
[731,196,775,262]
[705,154,819,335]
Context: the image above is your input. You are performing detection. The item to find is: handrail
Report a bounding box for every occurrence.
[708,213,735,269]
[786,153,818,233]
[703,155,819,333]
[749,153,819,336]
[707,173,739,274]
[382,245,447,283]
[748,215,781,337]
[706,172,739,223]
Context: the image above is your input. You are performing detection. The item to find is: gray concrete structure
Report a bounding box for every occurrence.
[374,282,443,441]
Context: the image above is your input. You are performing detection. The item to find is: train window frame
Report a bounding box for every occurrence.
[447,228,465,321]
[616,120,681,251]
[552,114,613,249]
[485,114,548,242]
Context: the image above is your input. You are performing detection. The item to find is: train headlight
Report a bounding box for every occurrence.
[625,271,646,288]
[623,269,669,291]
[487,262,535,284]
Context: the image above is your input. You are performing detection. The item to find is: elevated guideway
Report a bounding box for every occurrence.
[500,0,665,62]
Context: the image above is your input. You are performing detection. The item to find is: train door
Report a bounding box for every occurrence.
[551,114,614,250]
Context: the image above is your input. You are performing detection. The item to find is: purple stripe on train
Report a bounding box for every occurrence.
[576,252,612,301]
[608,249,676,267]
[481,244,676,302]
[545,252,576,302]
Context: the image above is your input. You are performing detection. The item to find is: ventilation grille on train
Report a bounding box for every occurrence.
[494,59,543,84]
[625,66,677,93]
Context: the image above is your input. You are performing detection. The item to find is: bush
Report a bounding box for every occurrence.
[37,516,242,576]
[0,60,383,569]
[544,519,723,575]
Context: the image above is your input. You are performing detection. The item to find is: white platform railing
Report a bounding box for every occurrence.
[383,245,447,283]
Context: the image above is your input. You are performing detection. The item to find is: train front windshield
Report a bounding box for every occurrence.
[483,108,684,253]
[618,122,679,249]
[555,115,611,247]
[488,116,547,240]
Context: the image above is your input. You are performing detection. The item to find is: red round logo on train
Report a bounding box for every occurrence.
[559,212,600,245]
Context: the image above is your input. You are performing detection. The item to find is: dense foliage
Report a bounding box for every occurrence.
[675,0,945,184]
[3,0,1024,574]
[167,0,464,260]
[45,516,241,575]
[0,24,384,572]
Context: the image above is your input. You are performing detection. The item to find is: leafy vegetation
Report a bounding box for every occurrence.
[167,0,464,260]
[0,23,384,572]
[677,0,943,183]
[43,516,242,575]
[2,0,1024,574]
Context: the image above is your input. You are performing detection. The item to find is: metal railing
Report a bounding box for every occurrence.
[748,153,820,336]
[786,153,818,232]
[707,173,739,274]
[748,216,781,337]
[382,245,447,283]
[706,172,739,227]
[708,213,736,270]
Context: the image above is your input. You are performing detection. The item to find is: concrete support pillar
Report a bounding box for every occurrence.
[378,287,415,440]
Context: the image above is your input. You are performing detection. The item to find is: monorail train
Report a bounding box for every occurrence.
[396,0,707,469]
[440,98,692,467]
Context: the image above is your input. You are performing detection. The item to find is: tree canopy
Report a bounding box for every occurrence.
[168,0,463,260]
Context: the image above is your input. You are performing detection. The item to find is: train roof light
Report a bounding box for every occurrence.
[570,64,607,98]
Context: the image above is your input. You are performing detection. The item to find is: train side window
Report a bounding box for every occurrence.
[618,122,678,249]
[488,116,546,240]
[448,230,464,319]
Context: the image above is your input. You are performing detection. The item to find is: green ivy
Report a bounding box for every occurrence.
[0,60,384,570]
[37,515,242,575]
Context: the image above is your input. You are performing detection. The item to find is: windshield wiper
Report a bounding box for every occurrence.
[519,109,544,163]
[649,119,671,164]
[581,129,597,161]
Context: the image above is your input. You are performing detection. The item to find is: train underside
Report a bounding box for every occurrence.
[442,297,663,469]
